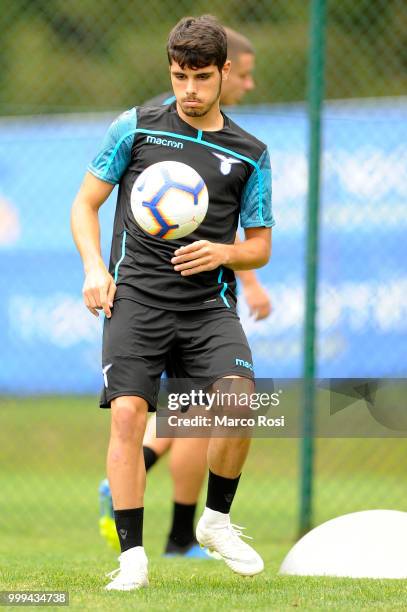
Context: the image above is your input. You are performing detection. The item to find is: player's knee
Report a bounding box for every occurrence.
[110,397,147,442]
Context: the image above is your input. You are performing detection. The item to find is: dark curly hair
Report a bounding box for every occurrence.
[167,15,227,72]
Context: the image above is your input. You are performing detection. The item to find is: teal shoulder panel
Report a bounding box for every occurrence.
[88,108,137,184]
[240,148,274,229]
[163,95,176,105]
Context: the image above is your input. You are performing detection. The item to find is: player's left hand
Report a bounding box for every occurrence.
[172,240,226,276]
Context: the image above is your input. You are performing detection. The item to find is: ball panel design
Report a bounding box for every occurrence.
[130,161,208,239]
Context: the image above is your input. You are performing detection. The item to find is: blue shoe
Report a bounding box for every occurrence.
[184,543,218,559]
[164,538,218,559]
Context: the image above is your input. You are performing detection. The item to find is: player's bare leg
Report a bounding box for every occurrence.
[171,438,208,503]
[144,408,213,557]
[207,437,250,479]
[108,396,148,508]
[143,416,210,557]
[206,375,251,480]
[143,413,173,458]
[99,412,165,550]
[105,396,149,591]
[196,377,264,576]
[100,414,210,557]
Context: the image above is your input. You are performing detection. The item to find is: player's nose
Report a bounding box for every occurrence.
[185,78,198,95]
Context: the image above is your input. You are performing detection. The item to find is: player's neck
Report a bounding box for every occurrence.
[176,102,224,132]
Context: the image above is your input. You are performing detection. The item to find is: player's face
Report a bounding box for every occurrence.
[220,53,255,105]
[170,61,230,118]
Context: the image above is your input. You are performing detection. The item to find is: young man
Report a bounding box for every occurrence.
[72,15,273,590]
[98,25,272,559]
[145,26,256,108]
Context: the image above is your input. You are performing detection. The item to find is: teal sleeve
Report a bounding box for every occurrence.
[88,107,137,184]
[240,148,275,228]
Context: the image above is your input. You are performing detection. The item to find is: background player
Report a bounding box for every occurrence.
[98,26,273,558]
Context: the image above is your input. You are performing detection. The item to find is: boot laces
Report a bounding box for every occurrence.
[106,568,120,580]
[229,523,253,541]
[217,523,254,557]
[106,556,146,584]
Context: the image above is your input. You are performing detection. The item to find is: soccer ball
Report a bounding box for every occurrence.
[130,160,209,239]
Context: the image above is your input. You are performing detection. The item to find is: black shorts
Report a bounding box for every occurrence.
[100,298,254,411]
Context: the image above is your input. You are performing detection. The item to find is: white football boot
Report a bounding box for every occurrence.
[105,546,149,591]
[196,508,264,576]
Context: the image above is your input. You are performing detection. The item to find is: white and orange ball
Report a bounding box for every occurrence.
[130,161,208,239]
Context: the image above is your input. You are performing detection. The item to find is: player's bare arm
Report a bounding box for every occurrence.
[171,227,271,276]
[238,270,272,320]
[234,233,272,320]
[71,172,116,318]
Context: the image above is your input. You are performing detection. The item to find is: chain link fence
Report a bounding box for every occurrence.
[313,0,407,532]
[1,0,406,565]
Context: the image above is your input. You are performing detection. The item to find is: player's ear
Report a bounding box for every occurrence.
[221,60,231,81]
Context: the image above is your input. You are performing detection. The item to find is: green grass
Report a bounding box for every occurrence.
[1,396,407,610]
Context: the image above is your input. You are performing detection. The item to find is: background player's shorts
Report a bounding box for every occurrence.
[100,298,254,411]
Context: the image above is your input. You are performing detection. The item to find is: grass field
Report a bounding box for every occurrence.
[1,397,407,610]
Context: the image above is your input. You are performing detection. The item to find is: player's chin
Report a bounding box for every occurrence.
[181,105,207,117]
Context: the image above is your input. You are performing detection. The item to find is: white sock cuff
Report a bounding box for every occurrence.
[203,507,230,523]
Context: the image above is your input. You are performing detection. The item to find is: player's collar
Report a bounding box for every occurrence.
[169,101,230,135]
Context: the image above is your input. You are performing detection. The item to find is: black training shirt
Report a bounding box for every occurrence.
[89,103,274,310]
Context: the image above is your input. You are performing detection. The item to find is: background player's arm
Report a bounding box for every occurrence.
[171,227,271,275]
[237,269,272,320]
[71,172,116,318]
[234,234,271,320]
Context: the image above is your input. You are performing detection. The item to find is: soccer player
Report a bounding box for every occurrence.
[98,26,272,558]
[146,26,256,107]
[71,15,274,590]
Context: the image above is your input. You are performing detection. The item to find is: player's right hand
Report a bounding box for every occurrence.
[82,266,116,318]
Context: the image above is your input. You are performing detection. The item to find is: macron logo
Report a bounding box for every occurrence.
[235,358,254,371]
[146,135,183,149]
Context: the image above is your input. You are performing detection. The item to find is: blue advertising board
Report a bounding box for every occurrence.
[0,101,406,393]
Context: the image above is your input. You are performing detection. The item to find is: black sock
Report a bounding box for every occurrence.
[114,507,144,553]
[206,470,241,514]
[168,502,196,547]
[143,446,158,471]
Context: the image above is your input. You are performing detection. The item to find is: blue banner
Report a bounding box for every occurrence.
[1,101,406,393]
